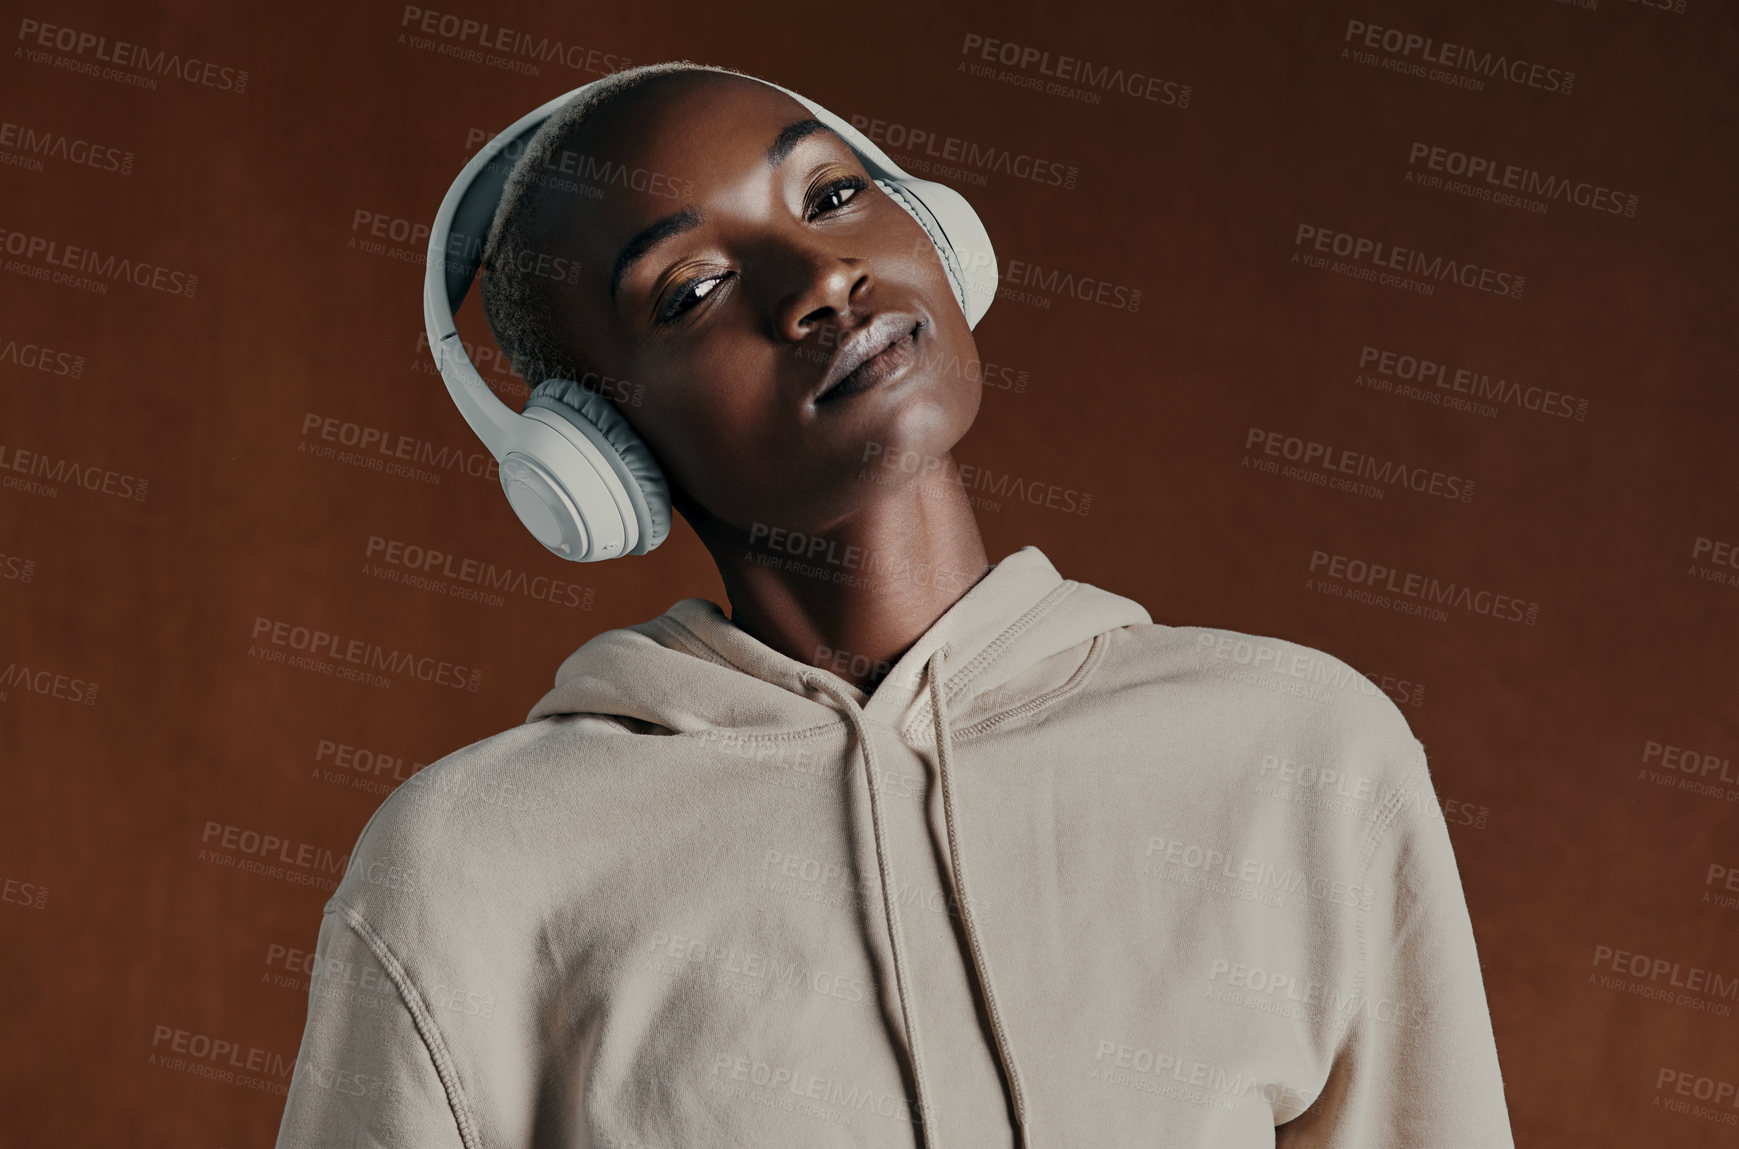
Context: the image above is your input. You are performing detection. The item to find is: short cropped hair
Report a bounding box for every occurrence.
[479,60,744,393]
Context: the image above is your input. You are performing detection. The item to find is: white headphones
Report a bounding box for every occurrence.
[421,69,999,562]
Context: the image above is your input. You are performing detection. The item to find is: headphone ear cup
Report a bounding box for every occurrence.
[522,378,672,554]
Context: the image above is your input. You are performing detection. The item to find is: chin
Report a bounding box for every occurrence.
[849,377,977,488]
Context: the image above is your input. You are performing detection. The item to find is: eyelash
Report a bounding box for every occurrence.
[655,174,871,324]
[805,174,869,222]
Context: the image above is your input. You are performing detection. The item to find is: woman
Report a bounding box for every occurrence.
[277,62,1514,1148]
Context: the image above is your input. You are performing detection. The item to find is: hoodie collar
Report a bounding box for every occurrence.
[524,544,1151,734]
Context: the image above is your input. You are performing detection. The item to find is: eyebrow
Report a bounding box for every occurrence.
[765,117,834,167]
[609,209,700,302]
[608,118,845,301]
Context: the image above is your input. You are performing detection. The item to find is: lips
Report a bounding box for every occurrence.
[811,313,924,405]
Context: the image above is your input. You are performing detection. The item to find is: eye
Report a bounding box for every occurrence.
[807,174,869,221]
[651,172,870,325]
[657,271,729,324]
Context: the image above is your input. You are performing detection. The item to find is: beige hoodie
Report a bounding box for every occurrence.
[275,545,1514,1147]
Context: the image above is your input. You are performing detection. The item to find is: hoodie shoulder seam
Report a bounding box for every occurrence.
[1329,746,1429,1058]
[330,898,482,1149]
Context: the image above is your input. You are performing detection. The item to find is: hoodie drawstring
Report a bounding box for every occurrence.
[926,646,1030,1146]
[802,668,939,1144]
[801,645,1030,1148]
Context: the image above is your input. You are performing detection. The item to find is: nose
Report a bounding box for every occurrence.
[769,240,872,344]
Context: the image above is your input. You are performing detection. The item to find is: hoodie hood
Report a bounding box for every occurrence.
[525,544,1152,736]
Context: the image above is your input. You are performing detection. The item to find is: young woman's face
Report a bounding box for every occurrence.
[537,71,983,533]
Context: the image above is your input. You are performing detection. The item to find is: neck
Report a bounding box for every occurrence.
[691,457,991,692]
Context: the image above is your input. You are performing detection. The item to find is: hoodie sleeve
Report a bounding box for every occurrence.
[275,900,475,1149]
[1277,746,1515,1149]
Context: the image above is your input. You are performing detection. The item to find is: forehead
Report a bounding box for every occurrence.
[581,71,811,173]
[534,72,842,268]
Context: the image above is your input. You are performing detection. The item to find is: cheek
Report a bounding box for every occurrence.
[864,188,952,273]
[634,341,790,492]
[872,208,946,285]
[869,211,977,349]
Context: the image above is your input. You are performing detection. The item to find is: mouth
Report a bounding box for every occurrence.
[811,314,925,406]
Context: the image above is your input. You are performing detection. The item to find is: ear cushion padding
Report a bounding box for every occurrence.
[523,377,671,552]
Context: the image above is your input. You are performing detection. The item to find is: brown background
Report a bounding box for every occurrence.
[2,0,1736,1145]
